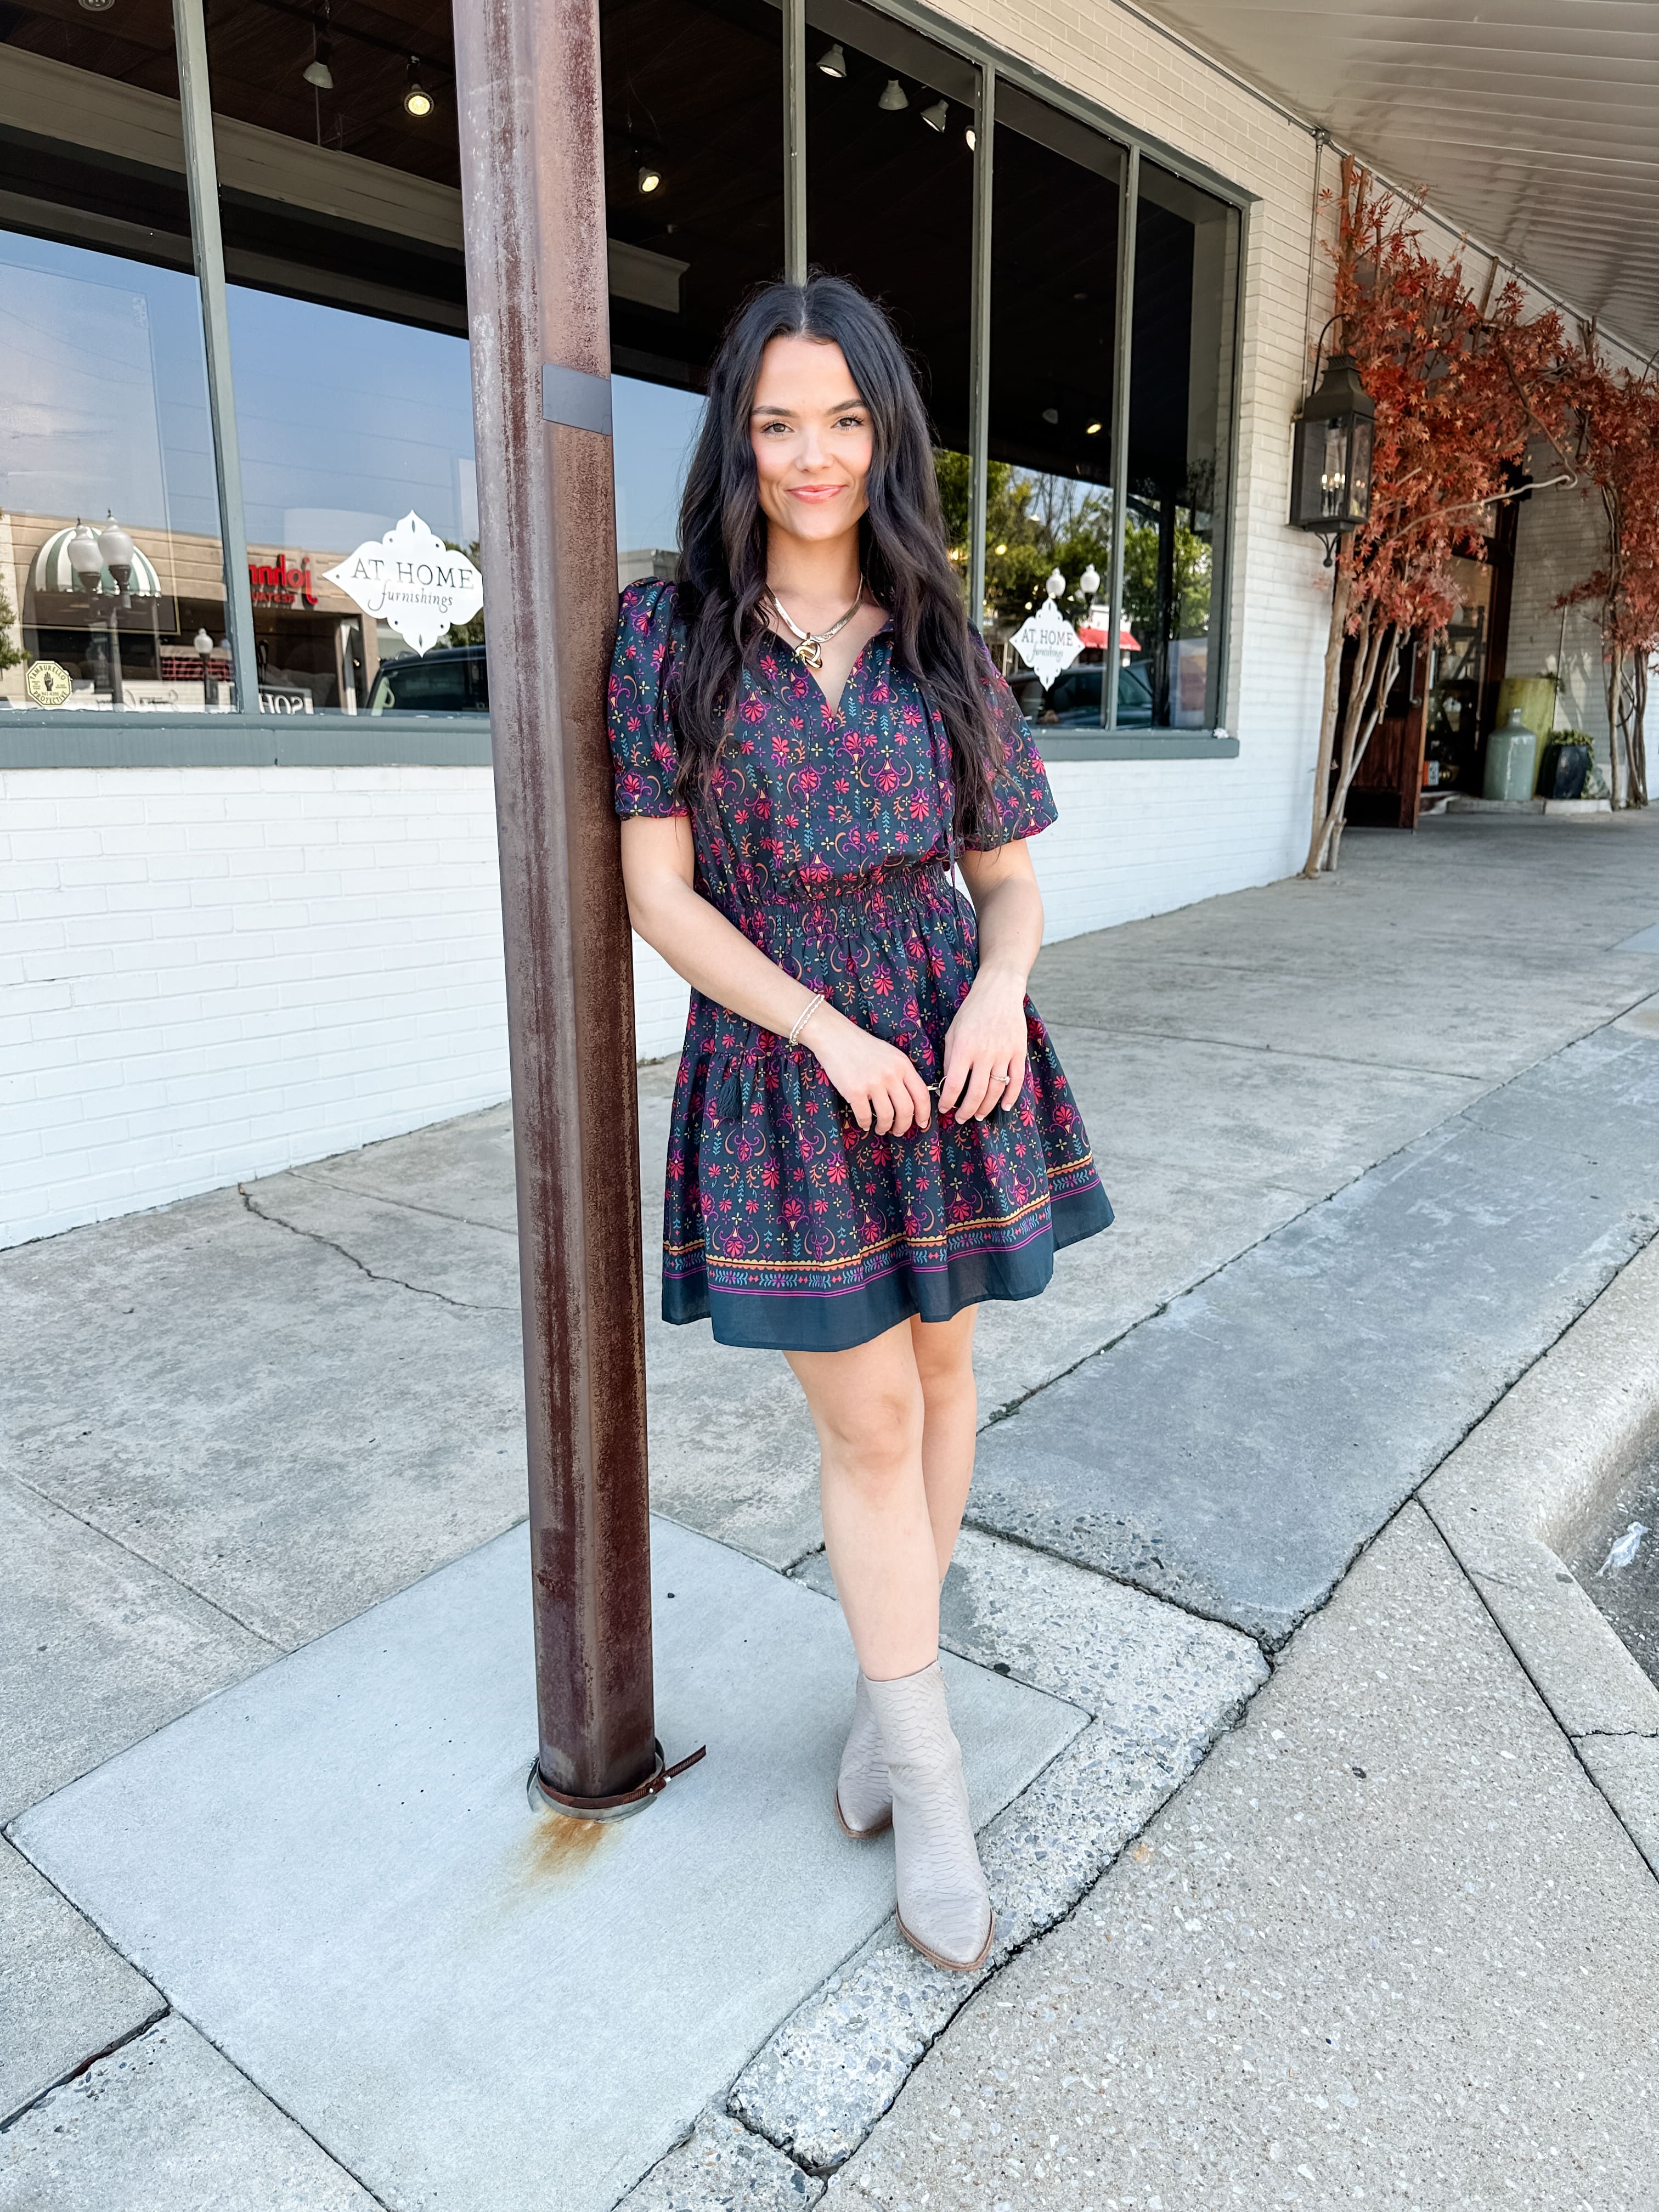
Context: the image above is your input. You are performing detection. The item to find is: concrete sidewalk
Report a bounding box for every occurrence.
[6,811,1659,2207]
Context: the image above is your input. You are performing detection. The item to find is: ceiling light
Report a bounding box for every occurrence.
[965,126,977,150]
[1042,407,1059,425]
[995,541,1007,555]
[817,43,847,77]
[303,38,334,89]
[403,58,433,117]
[921,99,947,132]
[1085,420,1102,435]
[878,78,908,111]
[638,163,662,194]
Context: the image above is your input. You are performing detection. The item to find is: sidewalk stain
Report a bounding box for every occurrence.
[505,1808,621,1893]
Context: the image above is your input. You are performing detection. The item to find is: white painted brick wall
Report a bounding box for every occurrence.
[2,768,511,1248]
[1508,471,1615,760]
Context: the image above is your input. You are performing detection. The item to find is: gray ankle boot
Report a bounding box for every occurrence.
[864,1660,994,1972]
[835,1671,893,1838]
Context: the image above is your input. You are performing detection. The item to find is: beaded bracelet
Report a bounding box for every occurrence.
[787,991,825,1048]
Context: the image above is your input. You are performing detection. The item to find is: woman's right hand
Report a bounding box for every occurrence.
[805,1005,933,1136]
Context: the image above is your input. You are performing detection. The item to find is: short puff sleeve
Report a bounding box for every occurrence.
[608,579,687,818]
[964,636,1059,849]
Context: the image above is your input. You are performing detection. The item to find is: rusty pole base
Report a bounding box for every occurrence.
[526,1741,707,1825]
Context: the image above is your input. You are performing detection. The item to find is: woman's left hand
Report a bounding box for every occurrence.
[939,968,1029,1121]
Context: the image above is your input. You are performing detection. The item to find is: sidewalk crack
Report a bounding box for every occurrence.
[1,2006,170,2134]
[238,1188,508,1312]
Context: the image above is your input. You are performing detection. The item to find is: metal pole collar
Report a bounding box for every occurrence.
[542,363,613,436]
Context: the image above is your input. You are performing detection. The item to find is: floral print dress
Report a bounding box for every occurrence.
[608,578,1111,1352]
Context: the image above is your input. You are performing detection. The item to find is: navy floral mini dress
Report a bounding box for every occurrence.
[608,578,1111,1353]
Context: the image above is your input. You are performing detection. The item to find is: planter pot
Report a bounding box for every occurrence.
[1538,741,1592,802]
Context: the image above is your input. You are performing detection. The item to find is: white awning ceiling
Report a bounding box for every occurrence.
[1135,1,1659,356]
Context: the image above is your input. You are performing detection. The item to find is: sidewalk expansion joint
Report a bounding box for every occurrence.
[1053,1014,1497,1087]
[1,2004,170,2135]
[5,1466,284,1656]
[237,1186,515,1312]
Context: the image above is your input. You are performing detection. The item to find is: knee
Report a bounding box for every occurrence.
[817,1379,924,1491]
[912,1330,974,1404]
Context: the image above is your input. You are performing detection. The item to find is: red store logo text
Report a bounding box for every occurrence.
[249,555,319,608]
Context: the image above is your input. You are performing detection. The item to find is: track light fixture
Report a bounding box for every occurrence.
[817,43,847,77]
[921,98,947,132]
[403,58,432,117]
[638,162,662,194]
[877,78,908,111]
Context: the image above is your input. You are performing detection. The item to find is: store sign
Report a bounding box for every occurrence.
[1009,598,1084,692]
[323,512,483,656]
[250,555,319,608]
[25,659,72,707]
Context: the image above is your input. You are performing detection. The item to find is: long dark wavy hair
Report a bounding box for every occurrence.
[674,273,1004,845]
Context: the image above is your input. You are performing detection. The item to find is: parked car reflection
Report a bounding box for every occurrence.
[1009,658,1154,729]
[367,643,489,714]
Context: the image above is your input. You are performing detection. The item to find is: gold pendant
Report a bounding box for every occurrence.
[799,639,824,669]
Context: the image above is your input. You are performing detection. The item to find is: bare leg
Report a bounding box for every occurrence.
[793,1313,994,1965]
[910,1306,978,1585]
[786,1319,938,1680]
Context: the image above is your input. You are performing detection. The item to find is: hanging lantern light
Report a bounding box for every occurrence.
[1289,351,1374,560]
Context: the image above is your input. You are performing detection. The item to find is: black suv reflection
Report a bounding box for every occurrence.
[1009,660,1153,729]
[368,642,489,714]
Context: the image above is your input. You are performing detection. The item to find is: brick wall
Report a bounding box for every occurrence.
[2,768,511,1247]
[1508,472,1615,765]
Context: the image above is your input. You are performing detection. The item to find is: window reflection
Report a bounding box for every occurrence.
[613,375,703,583]
[986,89,1122,724]
[227,289,478,713]
[201,2,479,713]
[0,232,226,713]
[1125,160,1238,728]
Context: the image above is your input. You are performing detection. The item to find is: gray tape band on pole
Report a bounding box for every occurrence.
[542,363,613,436]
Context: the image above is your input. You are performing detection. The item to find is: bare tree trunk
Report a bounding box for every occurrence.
[1326,627,1403,870]
[1303,565,1356,878]
[1606,642,1630,809]
[1321,610,1384,872]
[1626,656,1649,808]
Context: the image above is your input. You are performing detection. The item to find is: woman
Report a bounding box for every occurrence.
[610,274,1111,1973]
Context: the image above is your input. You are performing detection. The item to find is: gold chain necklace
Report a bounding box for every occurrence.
[765,582,866,670]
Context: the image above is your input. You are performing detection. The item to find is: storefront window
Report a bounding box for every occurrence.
[203,2,479,715]
[0,5,229,714]
[601,0,783,394]
[601,0,783,582]
[1124,159,1238,729]
[806,0,974,444]
[2,0,1245,732]
[987,88,1124,727]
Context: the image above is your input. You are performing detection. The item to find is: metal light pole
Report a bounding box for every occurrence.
[452,0,663,1815]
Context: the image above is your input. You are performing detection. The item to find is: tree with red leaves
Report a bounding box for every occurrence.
[1304,163,1568,875]
[1557,333,1659,810]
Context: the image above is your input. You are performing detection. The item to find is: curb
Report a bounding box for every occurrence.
[1420,1232,1659,1878]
